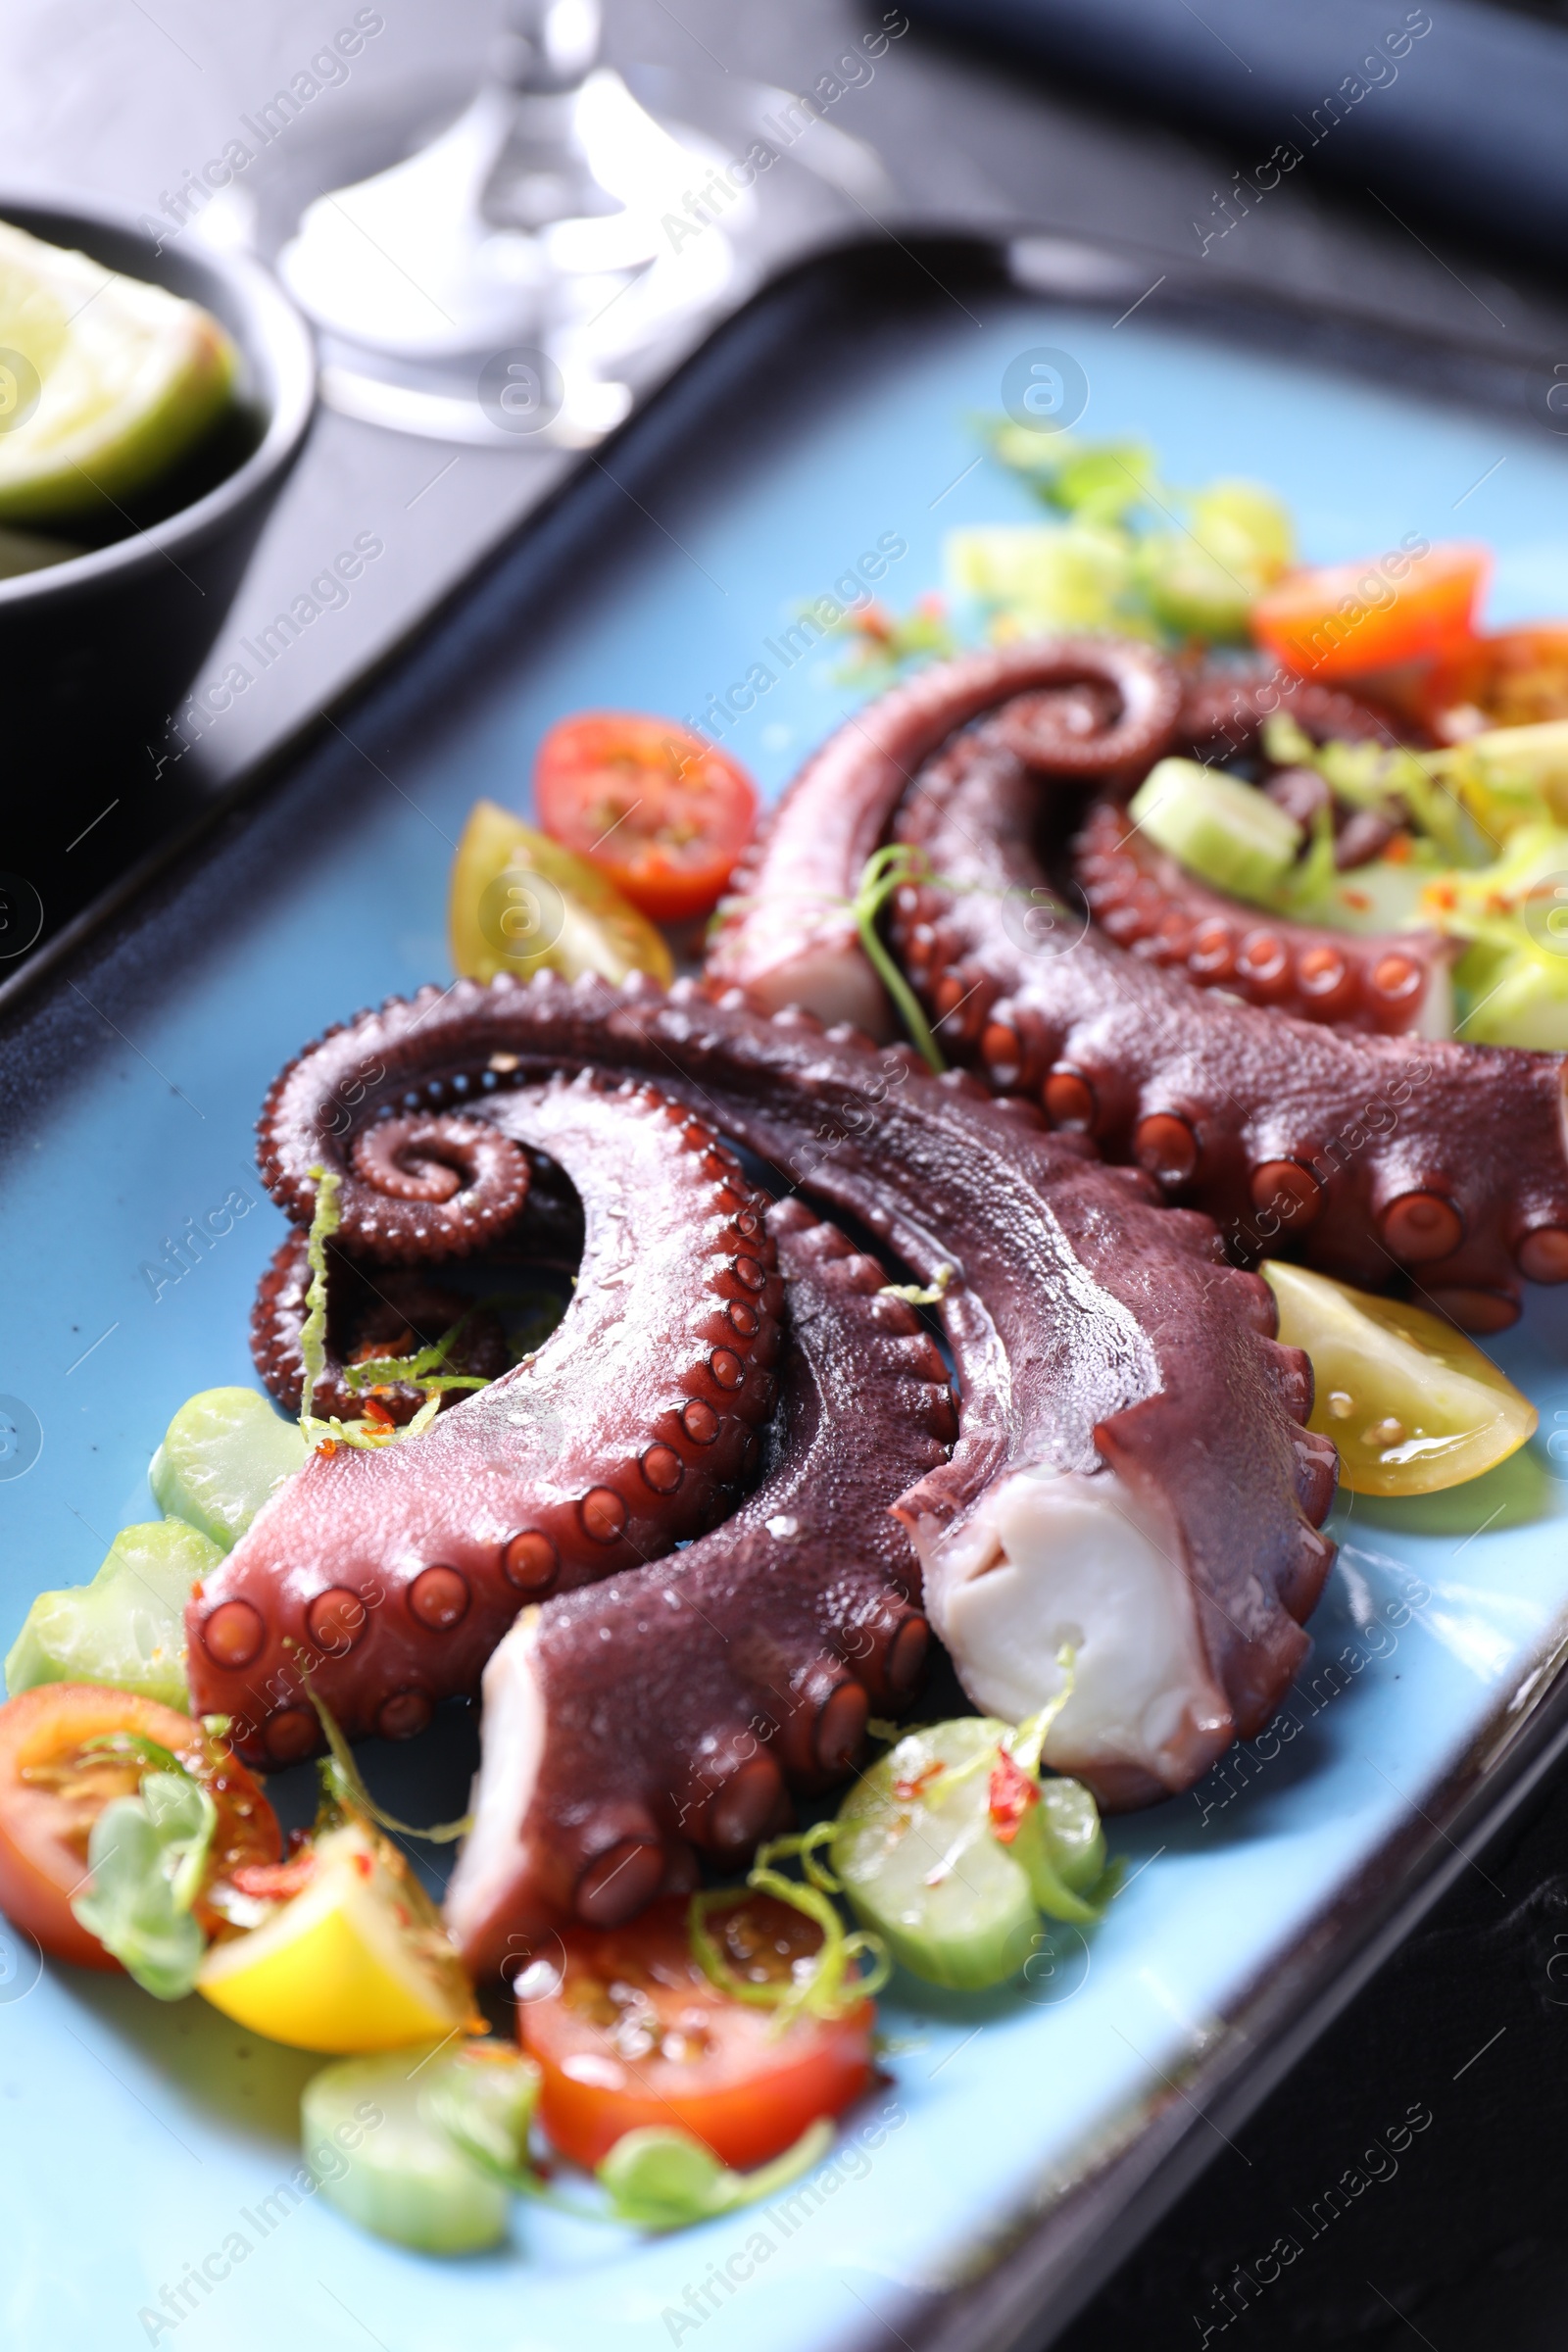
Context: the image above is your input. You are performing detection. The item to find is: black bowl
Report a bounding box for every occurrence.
[0,193,316,888]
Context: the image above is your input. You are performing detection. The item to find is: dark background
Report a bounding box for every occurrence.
[9,1,1568,2340]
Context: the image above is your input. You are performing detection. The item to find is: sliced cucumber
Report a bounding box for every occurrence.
[149,1386,309,1550]
[943,521,1138,636]
[829,1719,1104,1991]
[1130,758,1301,905]
[4,1518,221,1706]
[1457,948,1568,1048]
[1032,1776,1107,1897]
[302,2042,538,2255]
[1135,535,1255,642]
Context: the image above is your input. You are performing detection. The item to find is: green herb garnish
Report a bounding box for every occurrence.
[853,846,948,1073]
[71,1761,218,2000]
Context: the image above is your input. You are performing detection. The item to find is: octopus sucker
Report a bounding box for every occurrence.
[445,1199,955,1968]
[219,972,1335,1821]
[190,1071,784,1760]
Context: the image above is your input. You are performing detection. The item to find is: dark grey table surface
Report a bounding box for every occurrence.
[7,3,1568,2343]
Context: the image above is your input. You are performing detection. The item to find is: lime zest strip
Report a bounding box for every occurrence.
[303,1675,472,1844]
[880,1263,954,1307]
[298,1163,341,1435]
[690,1822,890,2036]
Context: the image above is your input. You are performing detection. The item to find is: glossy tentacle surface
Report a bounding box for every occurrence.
[189,1071,783,1761]
[707,639,1181,1036]
[216,970,1336,1806]
[888,710,1568,1331]
[261,1092,531,1263]
[446,1199,956,1967]
[1071,795,1451,1037]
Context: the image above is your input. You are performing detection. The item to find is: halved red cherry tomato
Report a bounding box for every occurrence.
[1251,542,1491,681]
[1416,623,1568,743]
[533,712,758,924]
[518,1893,874,2171]
[0,1685,280,1971]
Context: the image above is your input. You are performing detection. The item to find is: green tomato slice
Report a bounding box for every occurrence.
[829,1720,1105,1991]
[448,800,674,990]
[149,1386,310,1550]
[1263,1260,1537,1496]
[4,1518,222,1708]
[0,219,238,530]
[302,2042,538,2255]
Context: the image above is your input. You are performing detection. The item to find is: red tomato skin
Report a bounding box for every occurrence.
[0,1685,279,1972]
[1251,543,1491,681]
[517,1895,875,2171]
[533,711,758,924]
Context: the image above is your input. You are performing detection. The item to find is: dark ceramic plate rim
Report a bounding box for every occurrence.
[0,190,317,608]
[5,225,1568,2352]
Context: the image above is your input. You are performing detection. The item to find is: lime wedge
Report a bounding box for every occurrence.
[196,1819,480,2053]
[1262,1260,1537,1496]
[0,219,238,529]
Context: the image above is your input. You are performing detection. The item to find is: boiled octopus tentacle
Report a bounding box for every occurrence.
[258,1094,532,1264]
[207,972,1335,1807]
[887,710,1568,1332]
[189,1071,783,1762]
[250,1232,512,1426]
[708,639,1182,1036]
[697,646,1568,1332]
[445,1198,957,1965]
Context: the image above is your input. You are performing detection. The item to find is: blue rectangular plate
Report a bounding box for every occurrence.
[5,237,1568,2352]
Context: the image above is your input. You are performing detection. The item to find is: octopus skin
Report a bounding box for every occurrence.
[709,644,1568,1333]
[188,1070,784,1762]
[445,1199,956,1964]
[210,969,1336,1813]
[708,638,1183,1036]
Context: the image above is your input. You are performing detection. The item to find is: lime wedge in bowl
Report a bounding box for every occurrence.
[0,219,238,530]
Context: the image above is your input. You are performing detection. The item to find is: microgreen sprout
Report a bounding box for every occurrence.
[853,846,948,1073]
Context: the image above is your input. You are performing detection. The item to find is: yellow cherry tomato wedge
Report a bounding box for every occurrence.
[1262,1261,1537,1496]
[448,799,673,989]
[1250,542,1490,682]
[534,712,759,924]
[196,1817,480,2052]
